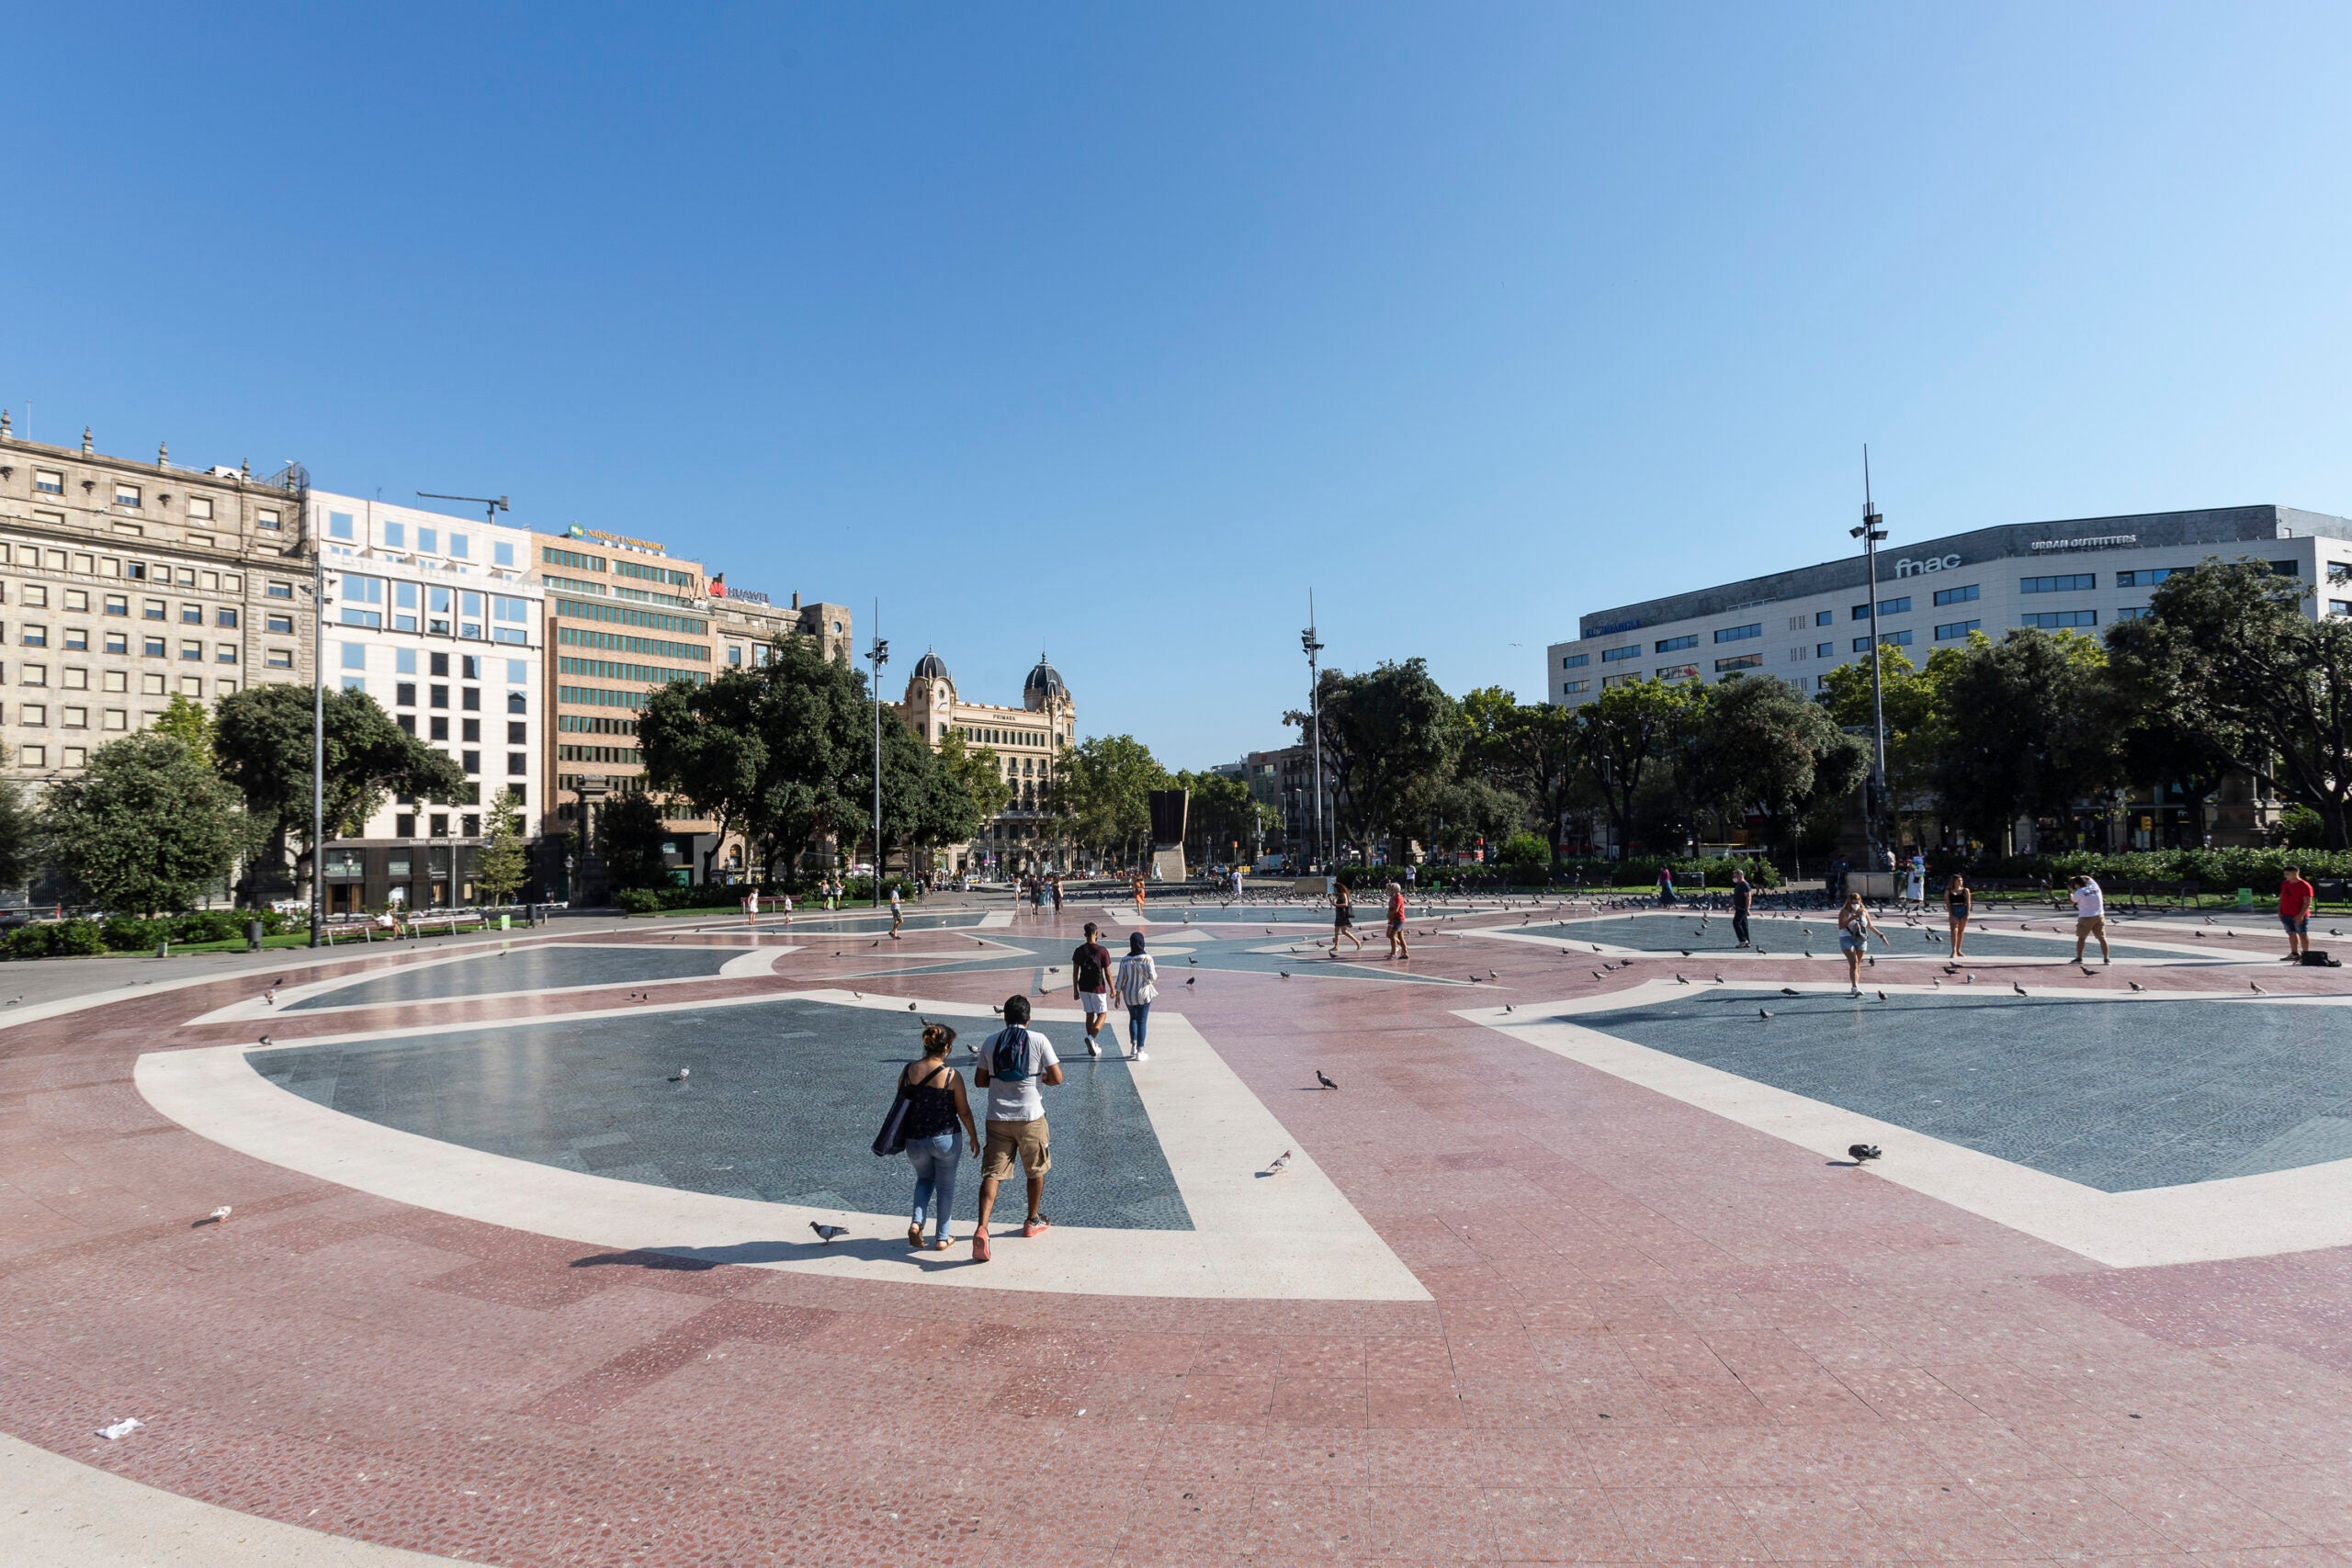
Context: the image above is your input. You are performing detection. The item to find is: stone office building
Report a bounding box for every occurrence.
[0,418,311,790]
[898,651,1076,876]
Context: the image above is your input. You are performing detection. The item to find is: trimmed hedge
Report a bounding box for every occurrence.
[1334,856,1783,892]
[1928,848,2352,891]
[4,908,301,959]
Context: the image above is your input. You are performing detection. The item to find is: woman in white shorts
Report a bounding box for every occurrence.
[1837,893,1879,997]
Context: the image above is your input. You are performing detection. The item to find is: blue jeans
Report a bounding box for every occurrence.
[905,1131,961,1242]
[1126,1001,1150,1050]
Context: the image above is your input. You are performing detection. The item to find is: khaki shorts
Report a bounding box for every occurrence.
[982,1118,1050,1180]
[2076,916,2107,936]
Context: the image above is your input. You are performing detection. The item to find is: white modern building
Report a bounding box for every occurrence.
[1547,504,2352,706]
[311,492,546,910]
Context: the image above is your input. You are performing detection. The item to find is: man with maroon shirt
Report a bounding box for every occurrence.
[1071,921,1114,1058]
[2279,866,2315,961]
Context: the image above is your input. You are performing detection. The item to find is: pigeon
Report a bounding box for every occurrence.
[1503,1003,1514,1013]
[263,987,277,1006]
[669,1068,691,1082]
[1964,973,1975,985]
[2128,981,2145,992]
[1592,970,1605,980]
[1316,1070,1338,1089]
[1876,990,1888,1001]
[2012,982,2028,997]
[1266,1149,1293,1174]
[1849,1144,1882,1162]
[2250,980,2266,994]
[1487,970,1498,981]
[1679,949,1693,958]
[1185,976,1195,987]
[258,1034,271,1047]
[1758,1008,1774,1020]
[1601,960,1616,972]
[1780,987,1801,997]
[809,1223,849,1243]
[1592,944,1604,953]
[1804,950,1815,960]
[854,990,864,999]
[204,1205,232,1224]
[1713,973,1726,984]
[1675,974,1690,985]
[1279,971,1292,980]
[1188,957,1198,965]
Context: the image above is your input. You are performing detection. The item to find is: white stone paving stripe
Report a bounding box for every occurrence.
[1464,978,2352,1269]
[135,988,1426,1302]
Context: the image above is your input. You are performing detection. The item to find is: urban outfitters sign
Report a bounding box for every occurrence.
[1892,554,1963,577]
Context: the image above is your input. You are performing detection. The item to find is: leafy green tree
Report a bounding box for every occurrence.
[1577,677,1698,855]
[1931,629,2120,851]
[638,671,766,884]
[153,693,215,768]
[41,733,243,915]
[597,792,673,891]
[472,787,529,904]
[2114,562,2352,846]
[2103,609,2245,848]
[214,684,466,900]
[849,709,985,872]
[1172,770,1273,867]
[939,731,1012,824]
[0,773,32,894]
[1694,674,1866,867]
[752,637,876,877]
[1405,774,1529,862]
[1815,642,1967,844]
[1046,735,1167,865]
[1291,660,1460,860]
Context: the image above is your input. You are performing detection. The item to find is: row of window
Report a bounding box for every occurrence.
[14,637,237,664]
[325,513,519,567]
[338,575,532,643]
[29,473,281,530]
[555,655,708,685]
[338,648,530,682]
[393,712,526,745]
[556,626,711,662]
[0,540,266,592]
[559,715,635,735]
[953,724,1052,748]
[557,683,651,709]
[554,598,707,637]
[558,744,641,764]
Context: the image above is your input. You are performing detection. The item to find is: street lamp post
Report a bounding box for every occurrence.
[1302,592,1325,873]
[310,498,327,947]
[867,604,888,908]
[1849,449,1891,874]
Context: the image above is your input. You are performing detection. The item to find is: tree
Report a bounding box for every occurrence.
[597,792,673,891]
[1931,629,2120,851]
[2120,561,2352,847]
[0,773,32,894]
[1290,660,1460,860]
[472,787,529,904]
[1403,774,1528,862]
[2104,611,2244,847]
[638,671,767,884]
[750,637,876,877]
[41,733,243,915]
[153,693,214,768]
[1046,736,1166,865]
[1174,770,1273,868]
[1492,699,1589,861]
[1577,677,1698,856]
[939,731,1012,826]
[1815,643,1967,845]
[1692,674,1865,867]
[852,708,984,870]
[214,684,466,900]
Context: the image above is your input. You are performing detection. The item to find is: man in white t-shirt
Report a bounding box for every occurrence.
[970,994,1063,1261]
[2069,874,2110,964]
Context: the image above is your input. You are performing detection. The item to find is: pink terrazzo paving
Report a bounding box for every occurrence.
[5,908,2352,1564]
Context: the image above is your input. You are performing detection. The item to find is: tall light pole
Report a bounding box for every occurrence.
[870,602,884,907]
[1849,448,1890,872]
[1302,592,1325,872]
[309,491,327,947]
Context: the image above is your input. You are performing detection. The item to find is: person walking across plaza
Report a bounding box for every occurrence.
[1729,867,1752,948]
[971,996,1061,1260]
[1946,873,1973,959]
[1837,892,1880,996]
[1385,880,1409,960]
[1330,880,1366,956]
[888,882,904,940]
[2279,865,2315,961]
[1905,851,1928,907]
[1115,931,1158,1061]
[1657,864,1676,906]
[896,1022,978,1251]
[1132,871,1148,919]
[1072,920,1115,1057]
[1050,874,1063,917]
[2068,874,2110,964]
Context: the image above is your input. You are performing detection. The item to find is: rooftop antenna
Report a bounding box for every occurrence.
[416,491,510,525]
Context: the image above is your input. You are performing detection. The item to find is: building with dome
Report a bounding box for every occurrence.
[898,650,1076,876]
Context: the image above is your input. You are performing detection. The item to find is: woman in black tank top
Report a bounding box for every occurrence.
[899,1023,979,1251]
[1945,874,1972,960]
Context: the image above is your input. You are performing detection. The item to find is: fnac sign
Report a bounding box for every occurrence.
[1892,554,1962,577]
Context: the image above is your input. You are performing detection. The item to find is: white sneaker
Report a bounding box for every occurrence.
[1088,1040,1102,1058]
[1134,1050,1148,1062]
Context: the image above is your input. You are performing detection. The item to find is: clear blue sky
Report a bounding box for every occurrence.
[7,4,2350,767]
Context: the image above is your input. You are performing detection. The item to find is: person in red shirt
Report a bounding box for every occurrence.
[2279,867,2315,961]
[1385,879,1410,960]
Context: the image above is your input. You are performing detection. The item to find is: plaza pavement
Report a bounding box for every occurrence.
[5,894,2352,1564]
